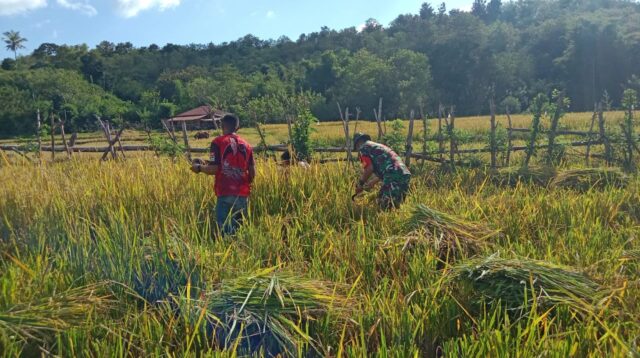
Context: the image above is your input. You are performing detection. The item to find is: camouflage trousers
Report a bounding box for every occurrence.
[378,172,411,210]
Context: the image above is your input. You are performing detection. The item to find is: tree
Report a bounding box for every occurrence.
[388,49,433,115]
[472,0,487,20]
[3,30,27,60]
[420,3,435,20]
[437,2,447,18]
[486,0,502,22]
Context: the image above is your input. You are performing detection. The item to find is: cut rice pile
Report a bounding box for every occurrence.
[383,204,499,261]
[492,166,556,187]
[550,168,628,191]
[202,268,352,356]
[450,254,601,315]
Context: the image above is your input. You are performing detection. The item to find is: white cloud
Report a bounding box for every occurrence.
[0,0,47,16]
[57,0,97,16]
[356,23,365,32]
[266,9,274,18]
[114,0,180,18]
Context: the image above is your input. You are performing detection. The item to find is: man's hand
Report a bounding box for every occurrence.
[191,158,205,174]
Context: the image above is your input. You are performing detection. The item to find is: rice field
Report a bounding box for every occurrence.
[0,113,639,356]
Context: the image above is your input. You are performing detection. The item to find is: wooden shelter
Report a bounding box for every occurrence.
[166,105,226,130]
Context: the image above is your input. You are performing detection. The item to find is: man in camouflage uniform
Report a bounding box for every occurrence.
[353,132,411,209]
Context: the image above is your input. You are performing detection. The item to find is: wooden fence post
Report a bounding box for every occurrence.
[50,112,56,162]
[181,121,192,162]
[162,120,177,143]
[36,109,42,164]
[100,128,125,161]
[116,123,127,160]
[345,107,351,162]
[374,97,384,139]
[405,110,415,167]
[106,121,117,159]
[505,106,513,167]
[255,122,269,154]
[59,114,71,159]
[337,103,352,162]
[438,104,444,163]
[546,92,564,165]
[354,107,361,134]
[585,104,598,166]
[489,98,497,169]
[448,107,456,170]
[97,118,116,160]
[420,106,428,167]
[597,103,612,165]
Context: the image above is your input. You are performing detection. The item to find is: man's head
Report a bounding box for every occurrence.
[353,132,372,151]
[221,114,239,134]
[281,150,291,165]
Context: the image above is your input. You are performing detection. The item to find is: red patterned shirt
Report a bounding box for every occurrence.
[210,134,254,197]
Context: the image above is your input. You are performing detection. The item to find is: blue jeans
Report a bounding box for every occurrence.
[215,196,248,236]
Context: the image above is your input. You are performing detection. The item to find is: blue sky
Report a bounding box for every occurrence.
[1,0,473,59]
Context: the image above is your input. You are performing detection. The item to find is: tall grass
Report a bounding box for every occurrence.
[0,155,638,356]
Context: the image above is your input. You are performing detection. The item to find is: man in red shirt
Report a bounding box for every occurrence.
[191,114,255,236]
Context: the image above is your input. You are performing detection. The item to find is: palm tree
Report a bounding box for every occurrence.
[3,30,27,60]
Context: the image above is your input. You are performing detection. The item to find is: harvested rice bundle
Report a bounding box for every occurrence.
[388,204,499,260]
[492,166,556,187]
[451,254,601,314]
[204,268,352,356]
[551,168,628,191]
[0,283,115,342]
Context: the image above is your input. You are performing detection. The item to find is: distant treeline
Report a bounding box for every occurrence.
[1,0,640,136]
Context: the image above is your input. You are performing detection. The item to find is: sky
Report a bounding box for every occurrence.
[0,0,473,59]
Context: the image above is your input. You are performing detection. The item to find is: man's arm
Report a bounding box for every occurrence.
[364,175,380,189]
[247,152,256,183]
[356,154,375,193]
[358,164,374,187]
[191,160,218,175]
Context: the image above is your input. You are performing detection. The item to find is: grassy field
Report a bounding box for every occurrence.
[0,112,639,356]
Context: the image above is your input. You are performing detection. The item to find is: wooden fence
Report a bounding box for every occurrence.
[0,100,634,169]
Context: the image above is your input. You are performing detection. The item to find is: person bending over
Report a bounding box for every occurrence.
[353,132,411,209]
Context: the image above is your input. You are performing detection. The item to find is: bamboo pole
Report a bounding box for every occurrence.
[181,121,192,162]
[0,138,618,156]
[405,110,415,167]
[507,128,593,136]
